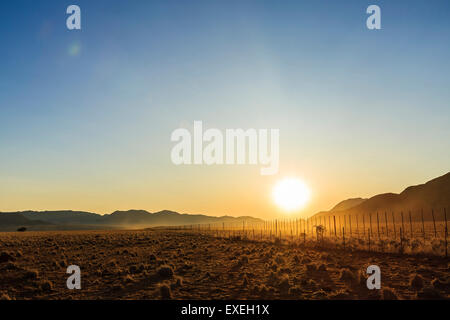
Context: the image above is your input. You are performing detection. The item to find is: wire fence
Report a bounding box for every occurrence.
[165,208,449,257]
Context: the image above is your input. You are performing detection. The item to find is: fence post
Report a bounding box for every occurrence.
[421,209,425,240]
[376,212,380,239]
[401,211,405,238]
[392,212,396,240]
[275,219,278,238]
[328,216,331,237]
[384,211,388,237]
[368,229,371,252]
[356,215,359,238]
[306,219,309,239]
[349,215,352,238]
[369,213,372,238]
[342,227,345,250]
[444,208,448,258]
[333,216,337,237]
[408,211,413,238]
[303,219,306,245]
[431,209,437,238]
[363,214,366,239]
[400,227,403,253]
[343,215,346,237]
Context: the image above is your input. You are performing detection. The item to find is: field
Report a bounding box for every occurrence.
[0,229,449,300]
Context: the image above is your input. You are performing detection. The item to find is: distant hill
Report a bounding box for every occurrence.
[21,210,102,225]
[0,212,51,231]
[0,209,263,231]
[330,198,367,212]
[313,172,450,221]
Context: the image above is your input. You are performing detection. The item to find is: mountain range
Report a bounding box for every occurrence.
[0,209,263,231]
[1,172,449,231]
[313,172,450,221]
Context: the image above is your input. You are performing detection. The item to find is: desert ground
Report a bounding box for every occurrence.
[0,229,448,300]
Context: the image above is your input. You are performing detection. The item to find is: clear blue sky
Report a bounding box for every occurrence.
[1,0,449,217]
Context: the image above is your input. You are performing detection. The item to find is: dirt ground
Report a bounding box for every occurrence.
[0,229,448,300]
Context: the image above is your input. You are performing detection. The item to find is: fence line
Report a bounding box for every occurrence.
[164,208,449,257]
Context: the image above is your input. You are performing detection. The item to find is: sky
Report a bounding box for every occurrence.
[1,0,449,218]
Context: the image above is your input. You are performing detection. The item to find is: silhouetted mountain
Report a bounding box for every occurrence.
[101,209,262,227]
[313,172,450,221]
[0,209,263,230]
[21,210,103,225]
[0,212,51,227]
[330,198,367,211]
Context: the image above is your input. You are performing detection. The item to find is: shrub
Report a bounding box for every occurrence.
[417,287,443,299]
[410,274,424,290]
[157,265,174,278]
[306,263,317,272]
[278,275,290,295]
[0,293,11,300]
[40,280,53,292]
[0,252,15,263]
[24,269,39,280]
[160,284,171,299]
[382,288,398,300]
[339,268,356,284]
[318,264,327,272]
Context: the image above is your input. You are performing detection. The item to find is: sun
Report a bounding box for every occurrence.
[272,178,311,212]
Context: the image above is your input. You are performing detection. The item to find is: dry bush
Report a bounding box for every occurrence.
[159,283,171,299]
[416,287,444,299]
[40,280,53,292]
[24,269,39,280]
[382,288,398,300]
[0,292,12,300]
[339,268,357,284]
[410,274,425,290]
[157,265,174,278]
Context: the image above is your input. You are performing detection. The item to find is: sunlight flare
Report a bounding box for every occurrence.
[272,177,311,212]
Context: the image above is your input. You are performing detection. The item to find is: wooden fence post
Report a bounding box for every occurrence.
[431,209,437,238]
[363,214,366,238]
[349,215,352,238]
[444,208,448,258]
[306,219,309,238]
[303,219,306,245]
[275,219,278,238]
[421,209,425,240]
[342,227,345,250]
[408,211,413,238]
[392,212,397,240]
[328,216,331,237]
[376,212,380,239]
[401,211,405,238]
[333,216,337,237]
[384,211,388,237]
[400,227,403,253]
[356,215,359,238]
[343,215,346,237]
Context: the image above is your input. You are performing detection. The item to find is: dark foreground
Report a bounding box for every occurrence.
[0,230,448,300]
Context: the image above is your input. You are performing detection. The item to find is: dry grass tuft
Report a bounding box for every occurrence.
[159,283,171,299]
[410,274,424,290]
[382,288,398,300]
[157,265,174,278]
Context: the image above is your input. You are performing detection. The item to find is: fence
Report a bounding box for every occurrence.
[166,208,449,257]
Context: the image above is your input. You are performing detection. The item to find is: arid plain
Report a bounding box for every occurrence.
[0,229,448,300]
